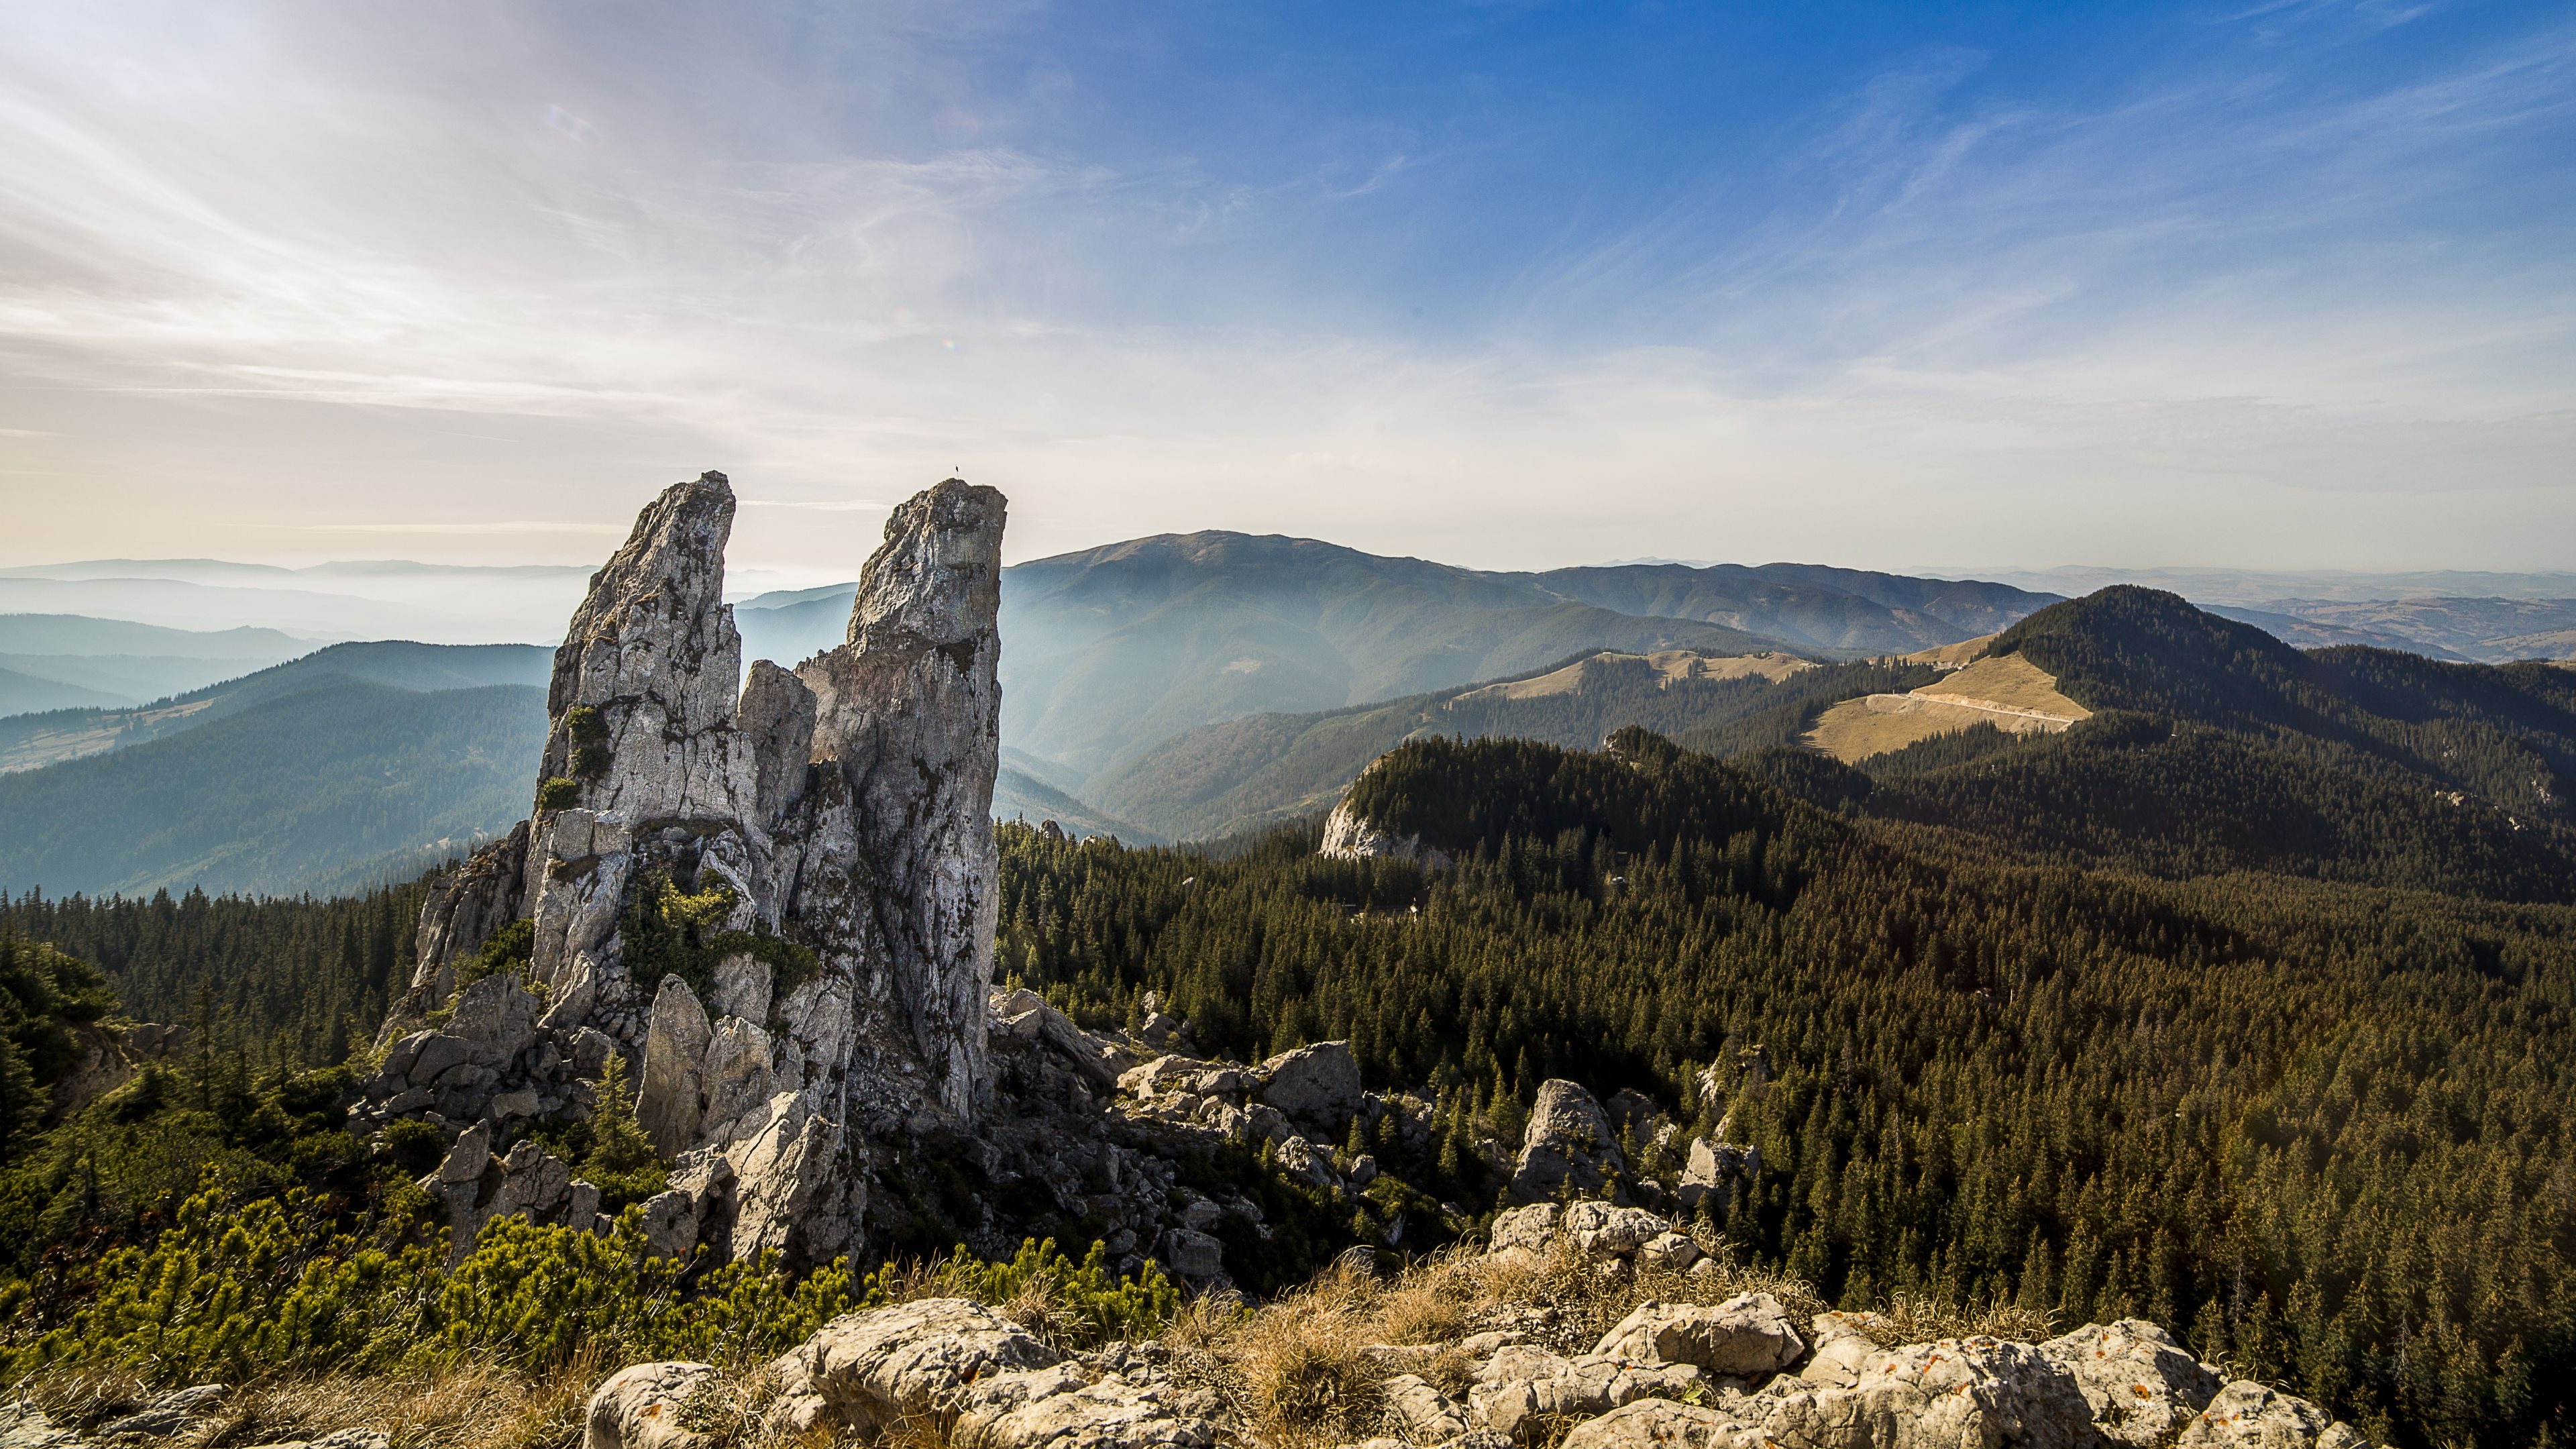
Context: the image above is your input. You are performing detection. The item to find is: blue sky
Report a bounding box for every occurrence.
[0,0,2567,576]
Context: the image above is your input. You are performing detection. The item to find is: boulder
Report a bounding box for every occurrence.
[1593,1295,1805,1377]
[1470,1346,1702,1444]
[953,1363,1222,1449]
[1509,1080,1625,1204]
[1557,1399,1760,1449]
[1748,1336,2096,1449]
[1635,1232,1704,1273]
[2176,1382,2369,1448]
[1122,1055,1218,1099]
[1157,1228,1226,1282]
[637,975,714,1157]
[99,1385,227,1438]
[2039,1320,2222,1446]
[1490,1202,1562,1257]
[447,972,540,1066]
[1562,1201,1668,1258]
[1272,1134,1341,1191]
[1384,1374,1481,1444]
[1799,1311,1892,1389]
[637,1189,700,1258]
[1675,1138,1758,1214]
[584,1360,716,1449]
[783,1297,1062,1434]
[1256,1040,1363,1128]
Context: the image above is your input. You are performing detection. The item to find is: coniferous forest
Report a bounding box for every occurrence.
[992,731,2576,1447]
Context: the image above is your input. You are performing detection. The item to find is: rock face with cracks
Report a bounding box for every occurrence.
[357,471,1008,1269]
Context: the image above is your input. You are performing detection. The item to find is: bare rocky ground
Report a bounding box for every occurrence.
[0,1210,2375,1449]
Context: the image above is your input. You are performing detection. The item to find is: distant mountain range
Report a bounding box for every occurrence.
[738,532,2057,782]
[0,640,551,775]
[0,613,316,714]
[0,641,555,898]
[11,531,2571,895]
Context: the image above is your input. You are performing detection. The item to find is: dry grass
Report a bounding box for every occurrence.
[1915,653,2088,719]
[1870,1289,2055,1346]
[29,1352,604,1449]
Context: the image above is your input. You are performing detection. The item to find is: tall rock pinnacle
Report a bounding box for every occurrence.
[797,480,1007,1118]
[368,470,1008,1269]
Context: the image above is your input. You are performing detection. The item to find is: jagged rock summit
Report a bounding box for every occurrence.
[360,470,1007,1267]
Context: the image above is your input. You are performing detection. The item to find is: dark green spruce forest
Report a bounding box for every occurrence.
[2,587,2573,1446]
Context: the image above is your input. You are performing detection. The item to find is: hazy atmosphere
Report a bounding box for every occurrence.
[4,0,2570,574]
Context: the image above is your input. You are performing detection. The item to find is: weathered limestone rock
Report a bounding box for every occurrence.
[953,1362,1222,1449]
[1256,1040,1364,1129]
[780,1298,1061,1435]
[584,1360,716,1449]
[360,472,1014,1270]
[1635,1231,1705,1273]
[2176,1382,2369,1448]
[1319,772,1454,869]
[419,1130,596,1263]
[525,472,761,990]
[1490,1203,1562,1257]
[1557,1399,1759,1449]
[1594,1295,1805,1377]
[637,975,714,1157]
[1799,1311,1894,1389]
[2040,1320,2222,1446]
[1562,1201,1669,1258]
[792,480,1007,1120]
[1749,1336,2096,1449]
[1470,1346,1702,1444]
[99,1385,228,1438]
[737,659,816,828]
[1509,1079,1625,1203]
[384,820,529,1043]
[1384,1374,1481,1445]
[1157,1227,1227,1282]
[1676,1137,1758,1214]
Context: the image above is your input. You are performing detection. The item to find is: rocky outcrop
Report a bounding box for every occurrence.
[790,481,1006,1120]
[1470,1345,1704,1443]
[46,1019,187,1125]
[1256,1040,1363,1130]
[584,1361,715,1449]
[2040,1319,2223,1446]
[354,472,1010,1270]
[1594,1294,1805,1379]
[1319,794,1453,869]
[1509,1079,1627,1203]
[1676,1136,1758,1214]
[2178,1382,2370,1448]
[420,1123,599,1263]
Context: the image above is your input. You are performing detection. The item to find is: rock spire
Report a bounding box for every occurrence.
[363,470,1008,1267]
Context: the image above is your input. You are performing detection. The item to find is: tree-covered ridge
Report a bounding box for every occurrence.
[1,880,428,1070]
[1000,736,2576,1446]
[1994,586,2576,824]
[1862,712,2576,902]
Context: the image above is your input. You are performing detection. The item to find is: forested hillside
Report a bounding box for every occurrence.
[1821,590,2576,901]
[1,881,427,1068]
[0,680,545,898]
[0,639,549,773]
[994,734,2575,1445]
